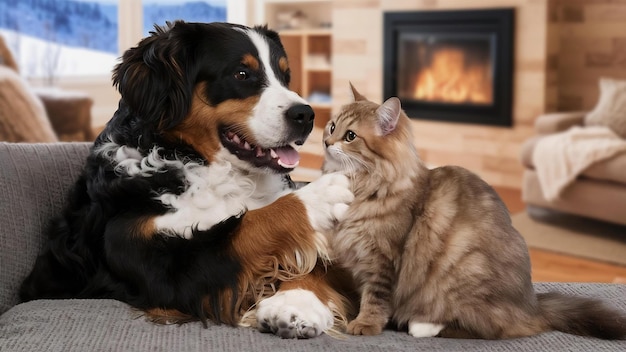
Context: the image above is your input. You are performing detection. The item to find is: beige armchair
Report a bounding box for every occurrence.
[520,112,626,226]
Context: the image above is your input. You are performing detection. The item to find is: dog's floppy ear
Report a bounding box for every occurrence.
[112,21,196,130]
[253,25,291,85]
[254,24,281,46]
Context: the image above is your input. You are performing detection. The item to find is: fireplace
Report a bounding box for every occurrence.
[383,9,514,126]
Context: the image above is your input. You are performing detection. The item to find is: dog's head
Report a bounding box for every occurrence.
[111,21,313,173]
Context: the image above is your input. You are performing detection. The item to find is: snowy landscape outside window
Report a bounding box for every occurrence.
[143,0,226,37]
[0,0,226,84]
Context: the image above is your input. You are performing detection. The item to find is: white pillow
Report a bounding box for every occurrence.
[585,77,626,138]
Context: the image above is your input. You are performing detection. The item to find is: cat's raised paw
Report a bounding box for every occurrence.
[347,318,384,336]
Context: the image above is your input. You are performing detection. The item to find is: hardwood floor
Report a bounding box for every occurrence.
[494,185,626,284]
[297,151,626,284]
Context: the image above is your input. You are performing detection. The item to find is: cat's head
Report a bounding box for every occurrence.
[322,84,414,175]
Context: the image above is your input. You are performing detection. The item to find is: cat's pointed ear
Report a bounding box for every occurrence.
[349,82,367,101]
[376,97,402,136]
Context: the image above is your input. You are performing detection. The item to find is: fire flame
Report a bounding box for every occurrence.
[413,47,492,104]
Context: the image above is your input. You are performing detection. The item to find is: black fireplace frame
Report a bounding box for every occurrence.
[383,8,515,127]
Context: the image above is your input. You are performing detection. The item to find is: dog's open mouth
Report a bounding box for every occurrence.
[220,129,300,172]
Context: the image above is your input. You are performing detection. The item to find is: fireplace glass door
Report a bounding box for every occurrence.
[398,33,494,106]
[384,9,514,126]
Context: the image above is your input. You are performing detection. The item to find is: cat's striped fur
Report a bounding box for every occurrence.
[321,84,626,339]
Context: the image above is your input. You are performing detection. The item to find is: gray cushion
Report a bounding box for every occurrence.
[1,283,625,351]
[0,142,91,314]
[2,142,626,351]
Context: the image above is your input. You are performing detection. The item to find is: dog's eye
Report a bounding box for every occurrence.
[344,130,357,142]
[329,122,335,134]
[234,70,248,81]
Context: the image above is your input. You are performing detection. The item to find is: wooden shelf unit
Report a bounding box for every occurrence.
[279,30,332,128]
[262,0,333,128]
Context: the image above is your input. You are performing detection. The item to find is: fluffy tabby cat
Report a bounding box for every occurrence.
[321,84,626,339]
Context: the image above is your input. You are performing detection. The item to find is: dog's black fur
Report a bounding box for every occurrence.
[19,22,303,325]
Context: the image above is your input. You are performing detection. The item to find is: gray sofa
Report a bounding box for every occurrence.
[1,142,626,351]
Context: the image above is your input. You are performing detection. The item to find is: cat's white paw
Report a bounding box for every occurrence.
[408,321,445,338]
[256,289,334,339]
[295,173,353,232]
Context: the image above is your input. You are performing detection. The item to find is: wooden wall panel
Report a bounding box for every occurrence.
[554,0,626,111]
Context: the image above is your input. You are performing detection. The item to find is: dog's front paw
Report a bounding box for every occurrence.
[256,289,334,339]
[295,173,353,232]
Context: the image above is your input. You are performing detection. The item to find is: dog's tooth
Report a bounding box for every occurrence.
[255,146,265,157]
[277,159,299,169]
[243,141,251,150]
[232,134,241,144]
[270,149,278,159]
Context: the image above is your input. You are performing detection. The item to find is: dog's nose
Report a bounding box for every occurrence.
[286,104,315,124]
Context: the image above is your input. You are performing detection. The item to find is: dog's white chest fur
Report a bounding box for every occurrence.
[155,161,285,238]
[98,142,290,238]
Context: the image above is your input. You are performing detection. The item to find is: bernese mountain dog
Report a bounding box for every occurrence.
[19,21,354,339]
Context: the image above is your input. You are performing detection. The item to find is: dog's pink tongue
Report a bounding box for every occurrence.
[274,146,300,168]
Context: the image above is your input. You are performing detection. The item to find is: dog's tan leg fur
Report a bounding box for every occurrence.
[144,308,195,325]
[231,193,354,333]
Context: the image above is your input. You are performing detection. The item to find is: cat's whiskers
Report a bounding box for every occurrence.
[348,154,371,173]
[330,148,355,174]
[339,148,371,174]
[339,152,370,186]
[342,158,359,185]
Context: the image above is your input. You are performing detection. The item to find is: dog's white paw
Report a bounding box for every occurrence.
[408,321,445,338]
[256,289,334,339]
[295,173,353,232]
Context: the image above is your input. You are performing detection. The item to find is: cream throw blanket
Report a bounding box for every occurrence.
[532,125,626,201]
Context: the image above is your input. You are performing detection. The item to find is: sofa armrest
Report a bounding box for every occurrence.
[534,111,586,134]
[0,142,91,315]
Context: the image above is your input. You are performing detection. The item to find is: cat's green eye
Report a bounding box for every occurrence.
[329,122,335,134]
[344,130,357,142]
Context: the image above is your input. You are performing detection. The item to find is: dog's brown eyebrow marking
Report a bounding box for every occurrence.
[242,53,259,70]
[278,57,289,72]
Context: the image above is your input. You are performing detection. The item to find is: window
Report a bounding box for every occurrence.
[143,0,226,36]
[0,0,227,82]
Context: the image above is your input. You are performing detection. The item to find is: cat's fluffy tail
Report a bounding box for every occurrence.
[538,292,626,339]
